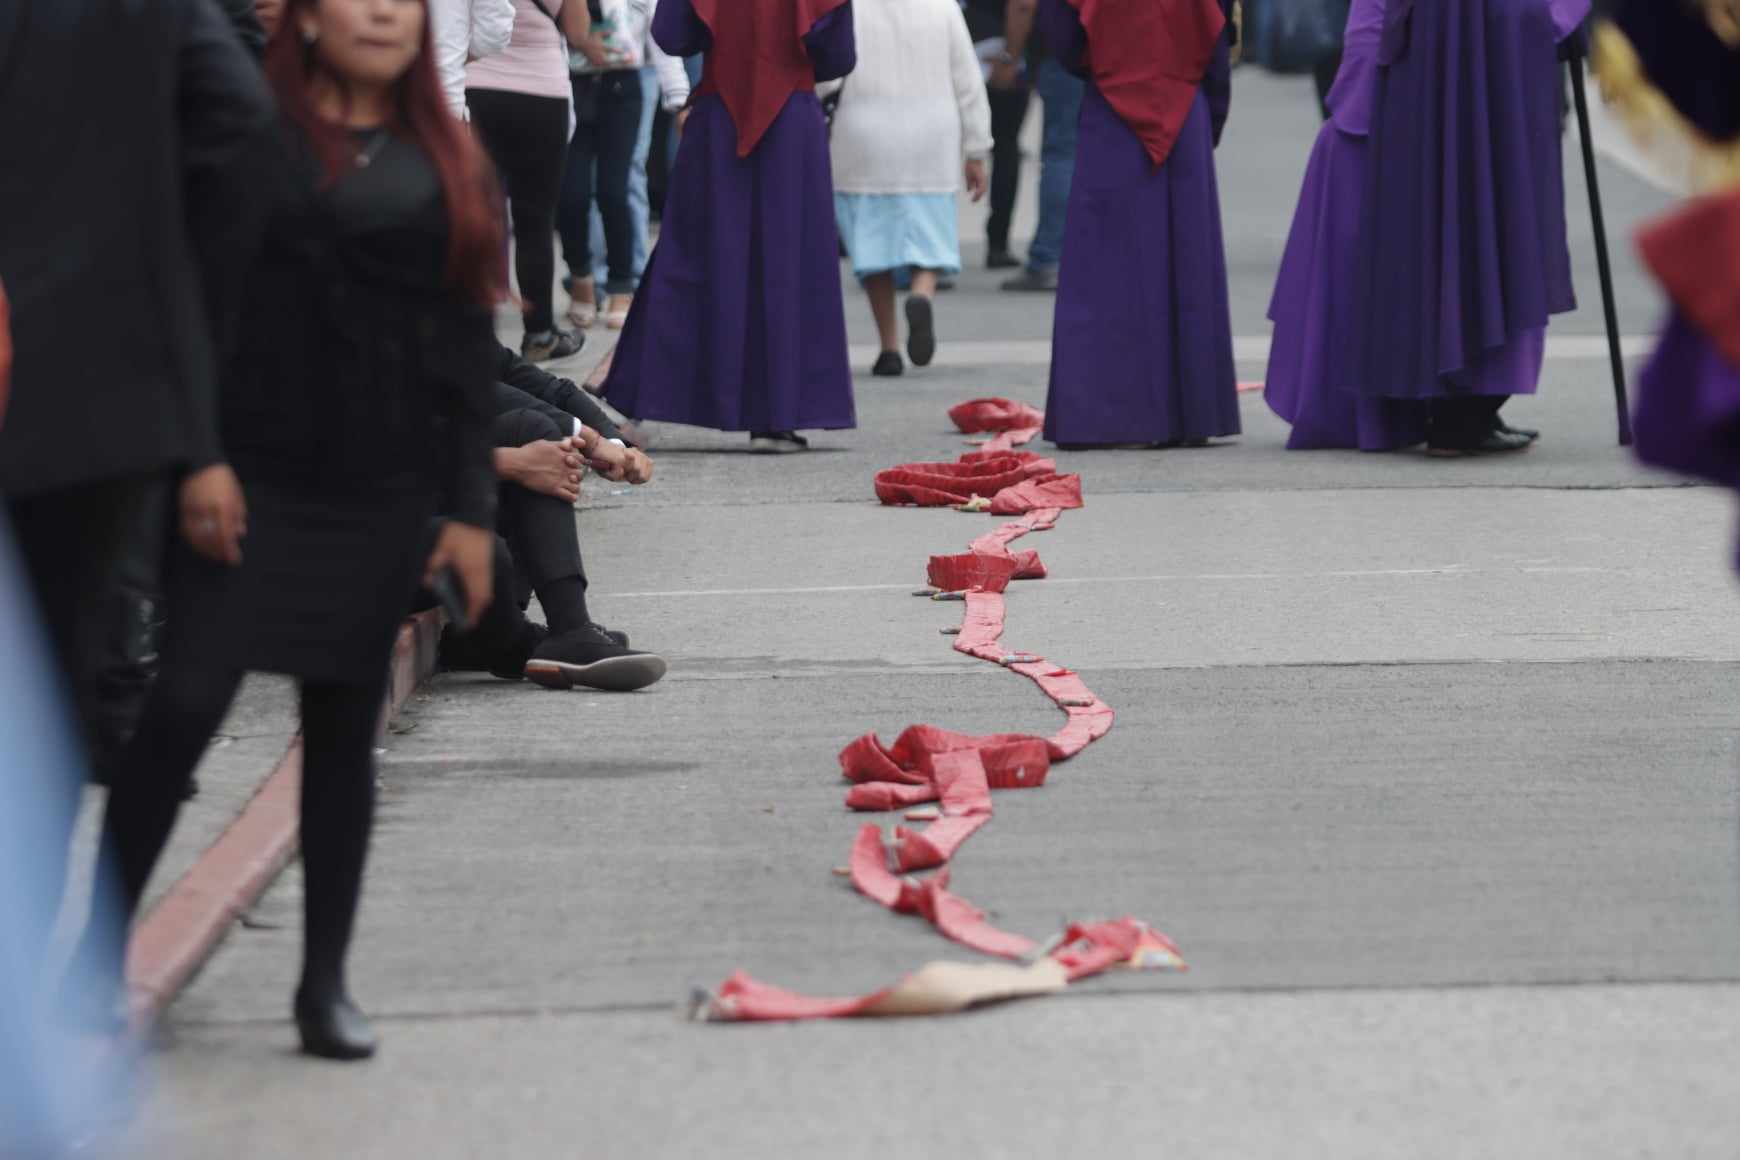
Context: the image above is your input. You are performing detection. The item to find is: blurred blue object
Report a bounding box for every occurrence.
[0,516,127,1153]
[1243,0,1350,74]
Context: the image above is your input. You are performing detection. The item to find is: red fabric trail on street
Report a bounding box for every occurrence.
[693,399,1182,1023]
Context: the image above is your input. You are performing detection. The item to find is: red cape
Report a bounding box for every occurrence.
[1066,0,1225,168]
[1639,192,1740,371]
[691,0,849,158]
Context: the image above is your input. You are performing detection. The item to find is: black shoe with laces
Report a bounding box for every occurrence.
[524,625,667,692]
[521,328,585,363]
[590,622,629,648]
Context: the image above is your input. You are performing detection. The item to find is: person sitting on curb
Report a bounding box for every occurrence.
[434,348,666,692]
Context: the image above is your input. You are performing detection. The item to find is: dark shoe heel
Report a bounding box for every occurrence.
[294,989,378,1062]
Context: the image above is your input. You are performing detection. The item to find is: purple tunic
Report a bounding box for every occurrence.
[1039,0,1240,447]
[600,0,856,434]
[1350,0,1582,402]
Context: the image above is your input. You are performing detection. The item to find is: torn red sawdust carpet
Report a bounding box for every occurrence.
[693,398,1183,1021]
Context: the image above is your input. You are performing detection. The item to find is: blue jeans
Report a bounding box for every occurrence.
[590,67,660,287]
[1029,57,1083,273]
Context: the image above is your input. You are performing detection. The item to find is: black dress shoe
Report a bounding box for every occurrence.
[872,351,904,377]
[1498,421,1540,442]
[294,989,378,1061]
[1426,428,1535,457]
[525,625,668,692]
[986,249,1020,270]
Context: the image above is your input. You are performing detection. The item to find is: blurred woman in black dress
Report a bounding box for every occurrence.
[73,0,502,1061]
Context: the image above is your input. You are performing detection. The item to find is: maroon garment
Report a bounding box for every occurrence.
[690,0,849,157]
[1064,0,1225,167]
[1638,192,1740,372]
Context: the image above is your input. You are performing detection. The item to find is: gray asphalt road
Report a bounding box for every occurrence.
[132,69,1740,1159]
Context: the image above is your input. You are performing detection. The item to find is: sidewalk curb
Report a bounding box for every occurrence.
[124,609,446,1032]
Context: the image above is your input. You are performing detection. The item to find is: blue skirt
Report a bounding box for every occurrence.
[835,193,961,278]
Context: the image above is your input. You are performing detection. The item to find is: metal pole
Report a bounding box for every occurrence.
[1566,35,1634,446]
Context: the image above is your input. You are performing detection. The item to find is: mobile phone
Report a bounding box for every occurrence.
[430,565,472,632]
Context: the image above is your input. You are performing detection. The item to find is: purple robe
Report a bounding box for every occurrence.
[1351,0,1583,402]
[1620,6,1740,568]
[1266,0,1581,449]
[600,0,856,434]
[1039,0,1240,447]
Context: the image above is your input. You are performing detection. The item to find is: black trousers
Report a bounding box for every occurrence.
[4,473,159,973]
[6,476,160,758]
[467,88,571,333]
[986,82,1032,255]
[442,407,593,661]
[558,71,646,294]
[1429,396,1509,445]
[493,408,587,595]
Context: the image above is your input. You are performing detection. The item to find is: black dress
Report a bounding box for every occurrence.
[182,129,498,682]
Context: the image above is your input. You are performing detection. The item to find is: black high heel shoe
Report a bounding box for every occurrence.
[294,988,378,1061]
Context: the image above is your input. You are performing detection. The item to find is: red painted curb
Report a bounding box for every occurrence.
[124,609,446,1032]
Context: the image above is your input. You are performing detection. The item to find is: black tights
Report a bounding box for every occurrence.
[92,655,388,1002]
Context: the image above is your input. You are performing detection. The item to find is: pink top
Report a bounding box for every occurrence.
[465,0,571,100]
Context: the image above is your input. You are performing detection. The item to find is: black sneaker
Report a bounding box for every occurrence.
[872,350,905,378]
[1498,421,1540,442]
[522,328,586,363]
[987,248,1020,270]
[748,431,810,454]
[524,625,667,692]
[905,295,937,367]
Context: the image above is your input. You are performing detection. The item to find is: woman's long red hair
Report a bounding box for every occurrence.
[265,0,506,306]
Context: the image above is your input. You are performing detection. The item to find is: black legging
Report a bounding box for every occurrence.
[466,89,571,334]
[985,82,1031,255]
[88,558,391,1002]
[557,70,645,295]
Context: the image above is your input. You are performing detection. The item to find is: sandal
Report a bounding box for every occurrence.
[605,293,633,331]
[567,277,598,329]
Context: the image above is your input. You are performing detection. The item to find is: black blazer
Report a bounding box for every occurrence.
[0,0,276,496]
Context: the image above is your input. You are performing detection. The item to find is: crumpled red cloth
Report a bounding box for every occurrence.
[949,398,1046,434]
[690,0,848,157]
[840,725,1052,793]
[693,917,1183,1021]
[695,401,1180,1025]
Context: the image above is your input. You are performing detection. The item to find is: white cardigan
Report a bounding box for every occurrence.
[826,0,994,196]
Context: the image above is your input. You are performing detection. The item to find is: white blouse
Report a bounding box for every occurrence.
[826,0,994,196]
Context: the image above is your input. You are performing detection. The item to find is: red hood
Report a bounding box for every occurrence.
[1066,0,1225,167]
[1639,192,1740,371]
[692,0,849,157]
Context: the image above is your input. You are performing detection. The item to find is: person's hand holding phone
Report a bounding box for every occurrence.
[424,520,494,629]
